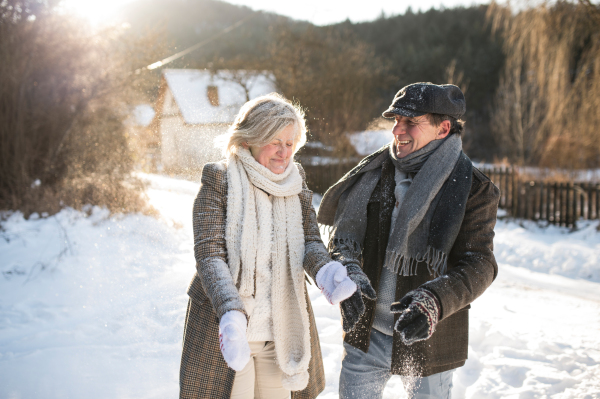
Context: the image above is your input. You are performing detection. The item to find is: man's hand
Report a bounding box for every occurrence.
[339,263,376,332]
[391,288,441,345]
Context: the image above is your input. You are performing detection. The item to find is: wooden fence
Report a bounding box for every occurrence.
[300,159,359,195]
[481,167,600,227]
[302,158,600,228]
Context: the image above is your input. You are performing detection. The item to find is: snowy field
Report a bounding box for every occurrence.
[1,173,599,399]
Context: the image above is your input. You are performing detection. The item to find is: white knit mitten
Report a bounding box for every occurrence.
[219,310,251,371]
[316,261,358,305]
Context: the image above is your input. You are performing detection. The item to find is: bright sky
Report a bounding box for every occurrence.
[59,0,131,25]
[226,0,489,25]
[60,0,490,26]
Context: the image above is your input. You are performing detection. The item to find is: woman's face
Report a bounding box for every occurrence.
[246,124,298,174]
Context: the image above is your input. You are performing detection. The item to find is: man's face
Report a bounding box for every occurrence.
[392,115,442,158]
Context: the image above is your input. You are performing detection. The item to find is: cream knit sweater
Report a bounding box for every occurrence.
[243,193,275,342]
[372,169,413,335]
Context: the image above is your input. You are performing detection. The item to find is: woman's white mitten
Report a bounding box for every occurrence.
[219,310,251,371]
[316,261,358,305]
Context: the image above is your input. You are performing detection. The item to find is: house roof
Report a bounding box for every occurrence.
[162,69,277,125]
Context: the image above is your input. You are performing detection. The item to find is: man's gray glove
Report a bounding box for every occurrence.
[340,263,377,333]
[391,287,441,345]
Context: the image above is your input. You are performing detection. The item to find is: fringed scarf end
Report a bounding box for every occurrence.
[384,247,448,277]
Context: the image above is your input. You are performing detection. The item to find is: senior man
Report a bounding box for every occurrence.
[317,82,500,398]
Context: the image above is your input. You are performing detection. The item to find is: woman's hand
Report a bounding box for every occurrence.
[219,310,251,371]
[316,261,358,305]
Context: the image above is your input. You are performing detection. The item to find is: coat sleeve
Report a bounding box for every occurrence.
[421,173,500,321]
[297,164,333,281]
[193,162,246,320]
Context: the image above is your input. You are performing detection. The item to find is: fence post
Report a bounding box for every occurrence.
[511,169,518,218]
[587,183,592,220]
[590,184,600,219]
[566,183,571,227]
[550,183,556,225]
[597,184,600,220]
[579,183,584,220]
[538,182,544,221]
[544,182,550,222]
[525,181,529,220]
[504,169,509,208]
[558,183,564,226]
[572,183,577,227]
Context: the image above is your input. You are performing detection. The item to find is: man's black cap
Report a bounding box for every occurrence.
[382,82,466,120]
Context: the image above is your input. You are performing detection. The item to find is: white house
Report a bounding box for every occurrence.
[152,69,277,170]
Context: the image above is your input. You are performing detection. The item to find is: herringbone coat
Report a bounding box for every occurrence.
[180,161,329,399]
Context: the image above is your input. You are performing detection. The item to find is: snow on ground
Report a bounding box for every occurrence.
[1,173,599,398]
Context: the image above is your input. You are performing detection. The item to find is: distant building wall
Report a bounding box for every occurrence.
[160,118,228,170]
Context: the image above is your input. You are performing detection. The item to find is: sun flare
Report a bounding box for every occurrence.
[59,0,135,25]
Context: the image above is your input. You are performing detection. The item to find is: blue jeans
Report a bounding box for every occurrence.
[339,328,454,399]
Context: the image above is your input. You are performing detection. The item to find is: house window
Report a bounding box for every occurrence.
[207,85,219,106]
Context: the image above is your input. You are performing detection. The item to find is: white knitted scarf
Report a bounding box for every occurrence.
[226,147,311,390]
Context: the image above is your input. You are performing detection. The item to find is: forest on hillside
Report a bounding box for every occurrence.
[1,0,599,214]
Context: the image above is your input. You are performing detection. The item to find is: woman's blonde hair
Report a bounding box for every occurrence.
[221,93,307,156]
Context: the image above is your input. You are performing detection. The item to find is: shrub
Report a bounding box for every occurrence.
[0,0,160,216]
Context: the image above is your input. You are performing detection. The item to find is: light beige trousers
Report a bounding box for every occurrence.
[230,341,291,399]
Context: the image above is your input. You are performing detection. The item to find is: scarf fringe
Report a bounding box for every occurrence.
[330,237,448,279]
[384,246,448,277]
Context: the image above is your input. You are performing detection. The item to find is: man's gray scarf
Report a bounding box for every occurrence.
[331,134,463,277]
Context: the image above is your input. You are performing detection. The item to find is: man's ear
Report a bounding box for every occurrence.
[438,120,451,139]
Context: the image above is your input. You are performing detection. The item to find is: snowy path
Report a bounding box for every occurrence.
[0,173,599,398]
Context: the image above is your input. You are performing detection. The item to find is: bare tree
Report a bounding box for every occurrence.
[209,68,273,102]
[444,59,470,96]
[268,25,395,154]
[0,0,164,215]
[488,0,600,168]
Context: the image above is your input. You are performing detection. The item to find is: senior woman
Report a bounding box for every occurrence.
[179,93,375,399]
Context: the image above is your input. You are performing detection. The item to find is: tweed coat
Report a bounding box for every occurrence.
[180,160,329,399]
[318,145,500,377]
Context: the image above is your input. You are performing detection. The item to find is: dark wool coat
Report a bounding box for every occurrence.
[318,146,500,377]
[180,161,328,399]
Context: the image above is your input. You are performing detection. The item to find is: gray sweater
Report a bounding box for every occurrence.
[372,169,412,335]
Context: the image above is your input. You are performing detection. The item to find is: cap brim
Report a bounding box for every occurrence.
[381,107,427,119]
